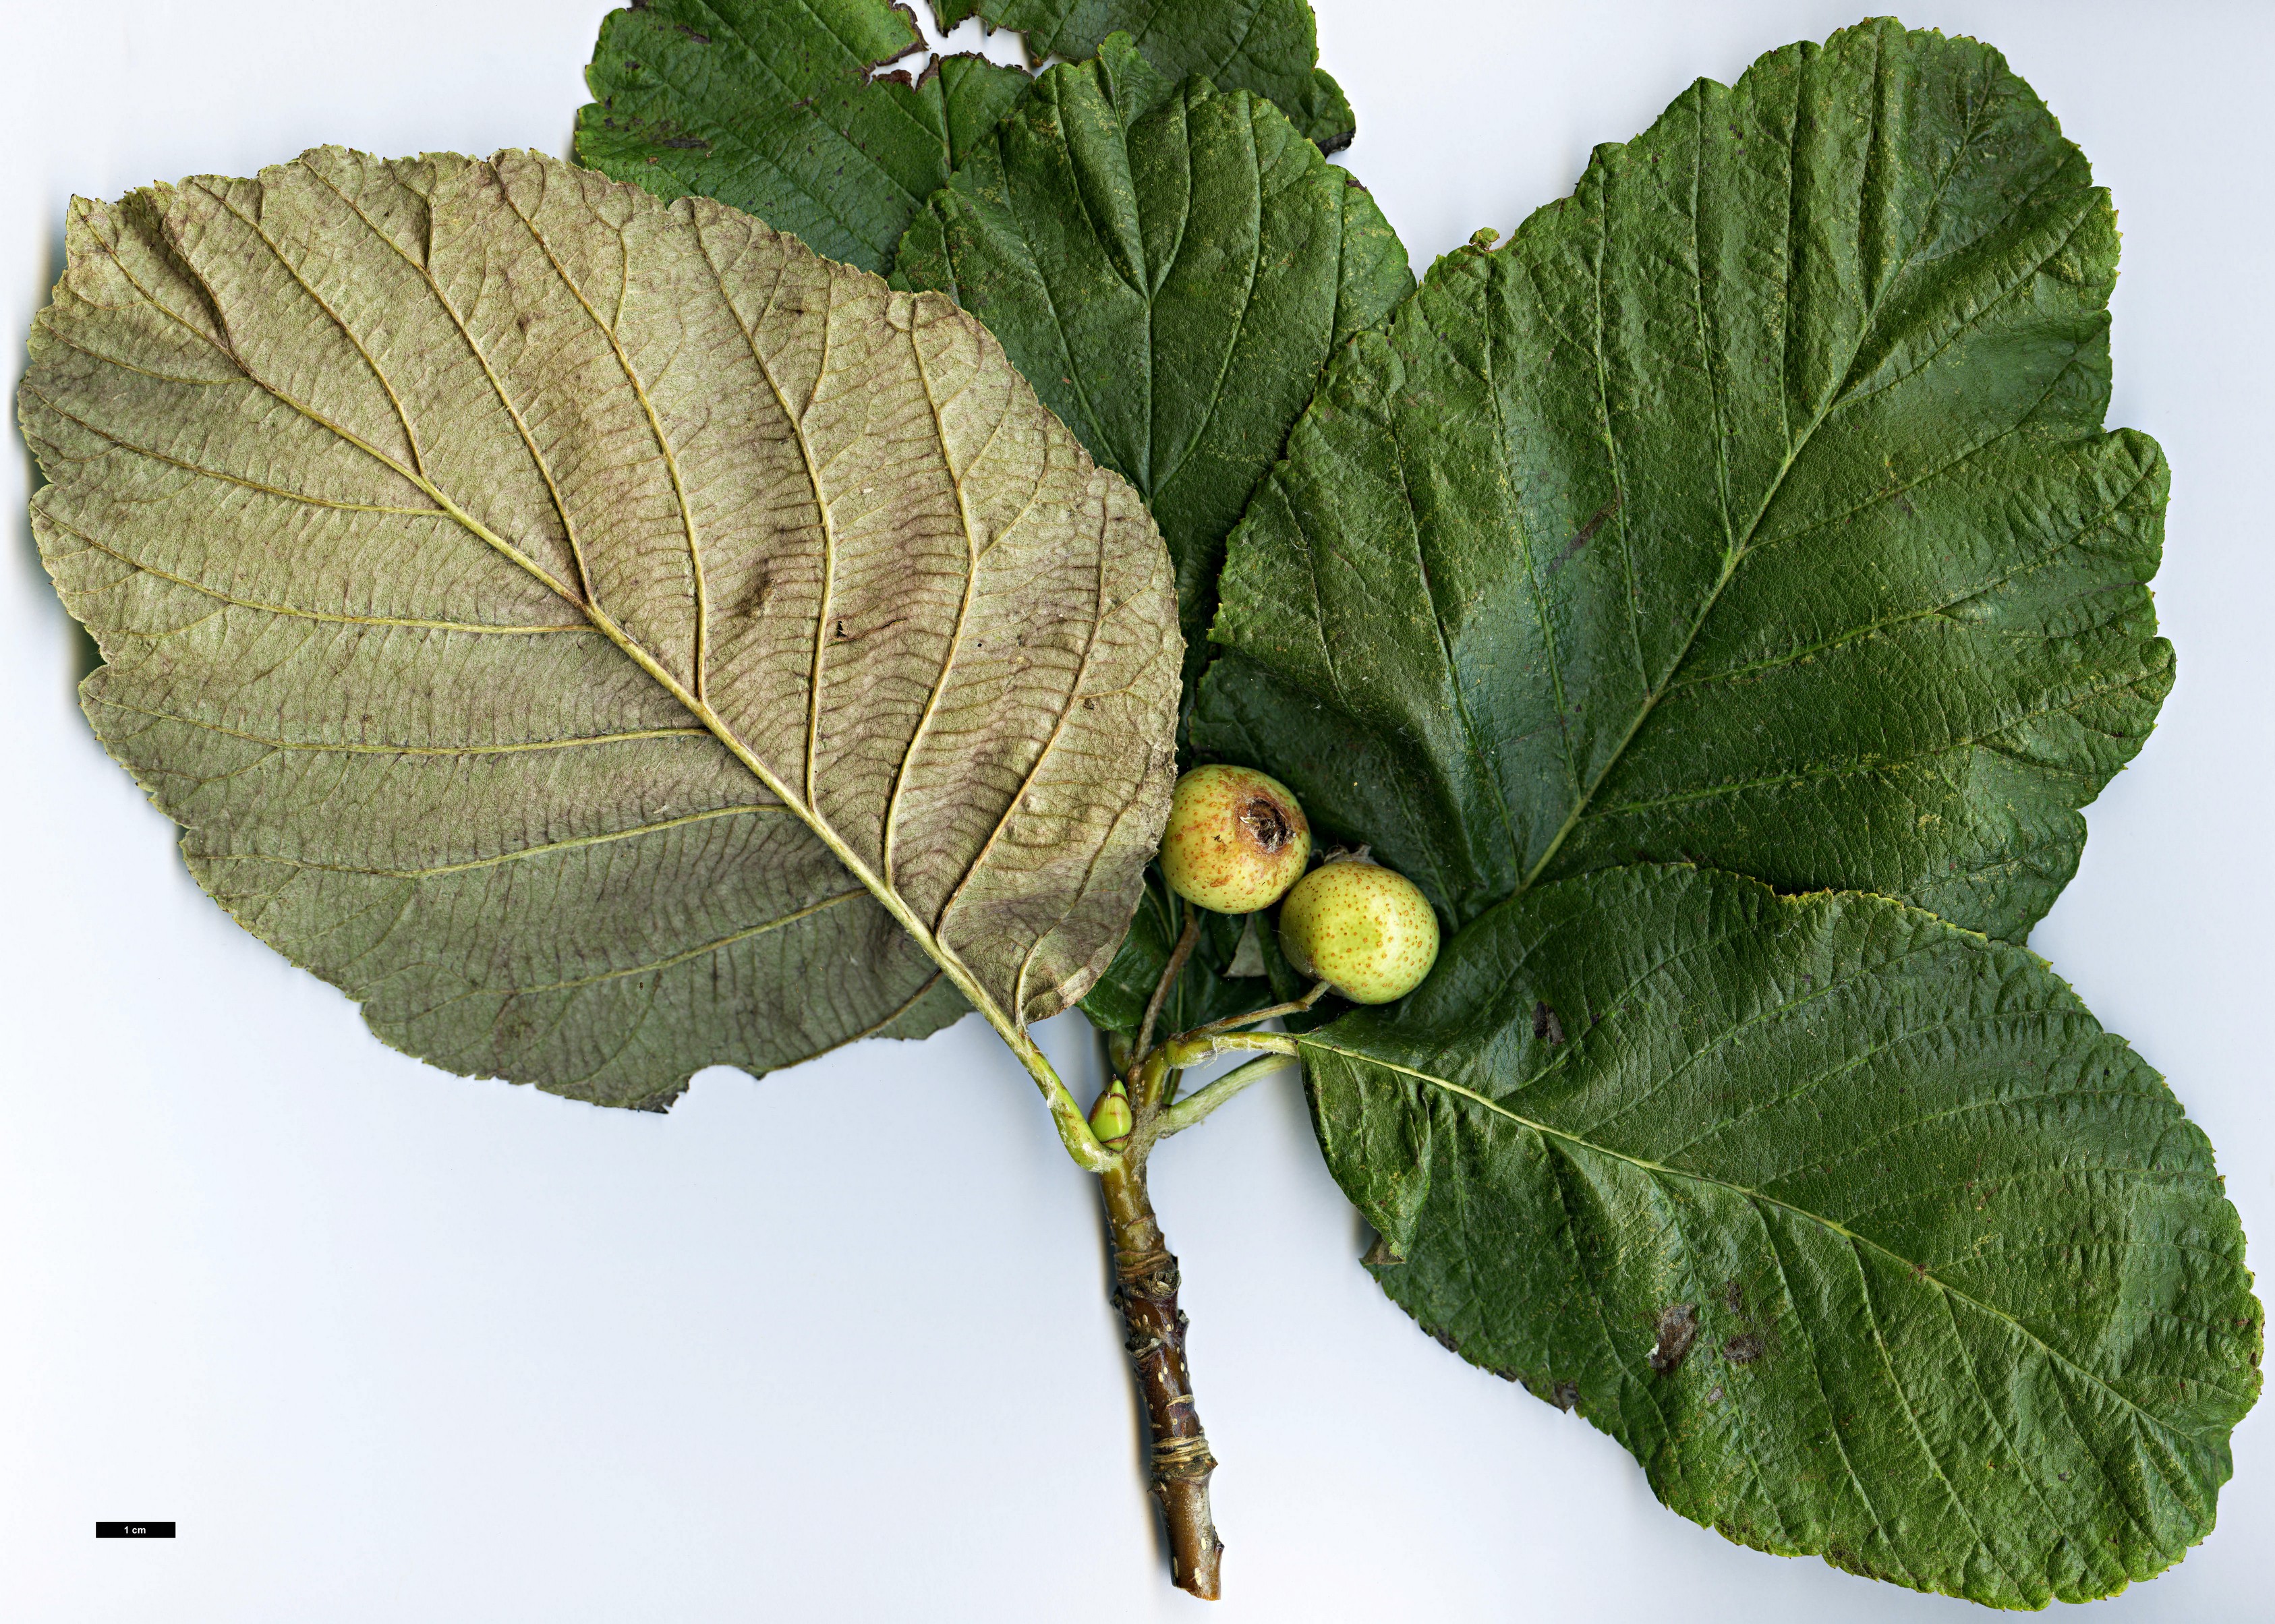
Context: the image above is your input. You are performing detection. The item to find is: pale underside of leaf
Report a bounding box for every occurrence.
[1198,20,2170,944]
[22,146,1179,1110]
[890,38,1410,1037]
[1304,864,2259,1607]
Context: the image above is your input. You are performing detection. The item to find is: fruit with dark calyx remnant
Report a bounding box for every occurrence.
[1279,857,1439,1004]
[1158,765,1311,914]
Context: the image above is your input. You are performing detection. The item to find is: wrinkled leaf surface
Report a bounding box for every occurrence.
[1198,21,2170,942]
[576,0,1031,277]
[1304,864,2259,1606]
[894,36,1409,694]
[22,147,1180,1109]
[889,36,1406,1039]
[577,0,1353,278]
[934,0,1354,150]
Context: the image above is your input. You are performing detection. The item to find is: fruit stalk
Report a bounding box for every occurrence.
[1100,1153,1223,1600]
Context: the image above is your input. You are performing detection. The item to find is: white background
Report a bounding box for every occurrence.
[2,1,2267,1619]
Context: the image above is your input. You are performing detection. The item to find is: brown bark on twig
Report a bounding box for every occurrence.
[1101,1157,1223,1599]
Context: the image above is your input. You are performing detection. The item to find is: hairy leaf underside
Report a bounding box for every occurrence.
[887,36,1410,1037]
[22,147,1180,1110]
[17,9,2257,1611]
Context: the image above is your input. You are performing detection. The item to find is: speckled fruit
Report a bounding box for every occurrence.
[1278,859,1439,1004]
[1158,765,1311,914]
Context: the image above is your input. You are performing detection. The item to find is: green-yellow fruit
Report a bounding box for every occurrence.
[1089,1081,1133,1144]
[1158,765,1311,915]
[1279,859,1439,1004]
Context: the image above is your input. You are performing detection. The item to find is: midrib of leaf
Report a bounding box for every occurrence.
[981,198,1121,473]
[1145,94,1265,504]
[1302,1035,2216,1457]
[90,161,1099,1142]
[1507,84,2096,901]
[1387,401,1527,882]
[682,0,944,220]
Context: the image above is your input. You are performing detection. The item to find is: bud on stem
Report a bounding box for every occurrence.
[1089,1079,1134,1145]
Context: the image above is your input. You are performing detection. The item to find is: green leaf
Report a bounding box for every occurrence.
[20,147,1181,1111]
[1302,863,2260,1606]
[1074,871,1265,1040]
[892,36,1411,695]
[890,34,1406,1045]
[1196,20,2170,943]
[933,0,1356,150]
[575,0,1034,275]
[573,0,1355,279]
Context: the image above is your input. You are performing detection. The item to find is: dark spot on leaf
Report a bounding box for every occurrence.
[1550,492,1621,574]
[1532,1001,1564,1044]
[659,137,711,152]
[676,24,710,42]
[1430,1325,1462,1355]
[1361,1234,1404,1267]
[1723,1280,1744,1315]
[1648,1303,1698,1374]
[1722,1333,1765,1366]
[1552,1380,1581,1412]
